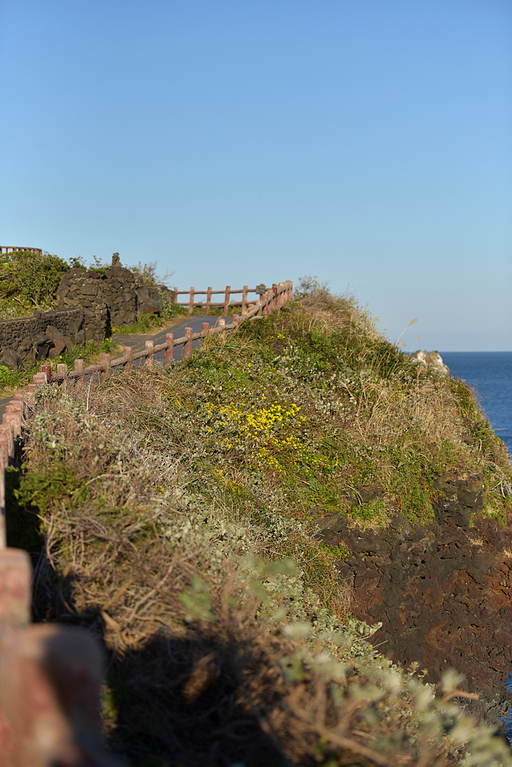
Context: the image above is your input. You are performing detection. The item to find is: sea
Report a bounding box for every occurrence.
[440,351,512,461]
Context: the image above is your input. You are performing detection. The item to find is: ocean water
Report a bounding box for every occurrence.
[440,351,512,460]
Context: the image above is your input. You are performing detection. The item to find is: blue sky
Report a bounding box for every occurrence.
[1,0,511,351]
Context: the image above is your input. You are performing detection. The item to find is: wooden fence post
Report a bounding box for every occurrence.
[145,340,154,367]
[41,364,51,382]
[0,424,14,457]
[201,322,210,348]
[165,333,174,365]
[57,363,68,389]
[263,291,270,317]
[206,287,212,315]
[123,346,133,374]
[100,353,111,382]
[272,283,278,310]
[223,286,230,317]
[188,287,195,315]
[0,548,32,623]
[218,318,226,336]
[184,327,193,358]
[232,313,240,331]
[74,358,85,387]
[242,286,248,315]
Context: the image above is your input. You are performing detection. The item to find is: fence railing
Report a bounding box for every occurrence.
[172,283,271,315]
[0,246,43,256]
[0,279,292,763]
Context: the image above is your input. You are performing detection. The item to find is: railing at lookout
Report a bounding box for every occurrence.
[0,245,43,256]
[0,279,292,764]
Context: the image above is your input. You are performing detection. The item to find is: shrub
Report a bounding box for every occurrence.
[0,250,69,311]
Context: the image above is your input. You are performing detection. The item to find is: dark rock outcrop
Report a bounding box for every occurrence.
[57,262,162,330]
[317,471,512,722]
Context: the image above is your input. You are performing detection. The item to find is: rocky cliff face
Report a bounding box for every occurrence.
[317,471,512,723]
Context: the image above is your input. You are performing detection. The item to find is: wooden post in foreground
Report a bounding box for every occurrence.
[74,358,85,387]
[165,333,174,365]
[0,548,31,622]
[123,346,133,374]
[232,314,240,331]
[57,363,68,389]
[144,340,154,367]
[184,327,193,359]
[201,322,209,348]
[223,286,230,317]
[100,353,111,382]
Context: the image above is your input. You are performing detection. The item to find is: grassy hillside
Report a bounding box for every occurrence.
[7,286,512,766]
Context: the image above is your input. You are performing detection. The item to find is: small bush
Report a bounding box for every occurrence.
[0,250,69,311]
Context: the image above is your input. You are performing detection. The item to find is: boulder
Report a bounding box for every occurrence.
[137,285,163,315]
[0,348,22,369]
[411,350,449,373]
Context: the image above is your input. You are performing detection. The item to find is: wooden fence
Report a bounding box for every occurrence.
[0,246,43,256]
[172,284,267,315]
[0,279,292,764]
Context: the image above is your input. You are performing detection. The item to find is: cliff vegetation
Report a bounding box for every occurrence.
[6,281,512,766]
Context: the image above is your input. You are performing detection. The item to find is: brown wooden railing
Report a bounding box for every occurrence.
[172,283,270,315]
[0,246,43,255]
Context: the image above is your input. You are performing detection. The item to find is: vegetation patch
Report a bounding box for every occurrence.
[0,337,123,396]
[10,284,512,766]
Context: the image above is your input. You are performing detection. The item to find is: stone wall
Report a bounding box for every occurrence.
[57,266,137,329]
[57,262,163,329]
[316,470,512,726]
[0,307,108,368]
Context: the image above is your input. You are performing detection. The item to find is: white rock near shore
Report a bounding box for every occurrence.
[410,350,449,374]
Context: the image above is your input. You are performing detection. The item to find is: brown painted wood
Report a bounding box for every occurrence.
[184,327,193,358]
[145,340,154,367]
[223,286,230,316]
[123,346,133,374]
[165,333,174,364]
[74,358,85,387]
[100,353,111,381]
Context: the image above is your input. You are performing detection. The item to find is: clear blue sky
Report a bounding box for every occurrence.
[1,0,511,351]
